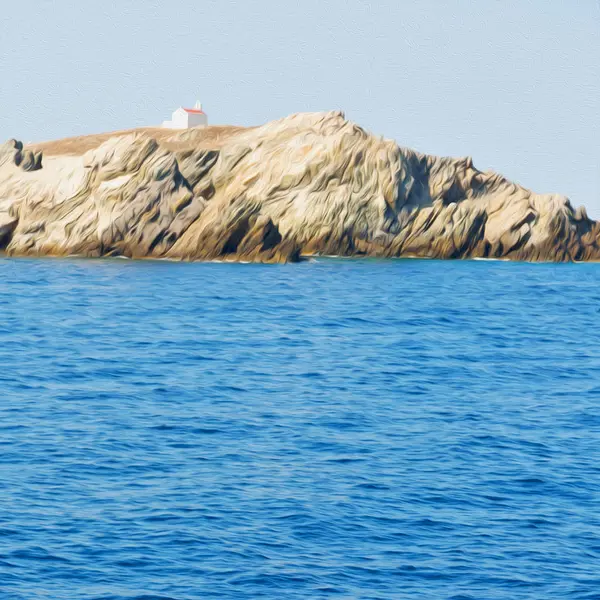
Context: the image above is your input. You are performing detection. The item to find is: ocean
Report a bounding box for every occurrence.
[1,257,599,599]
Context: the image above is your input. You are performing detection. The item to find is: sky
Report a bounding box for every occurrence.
[1,0,599,214]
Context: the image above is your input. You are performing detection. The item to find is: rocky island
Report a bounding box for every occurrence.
[0,111,598,263]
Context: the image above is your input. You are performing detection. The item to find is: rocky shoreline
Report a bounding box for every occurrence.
[0,111,598,263]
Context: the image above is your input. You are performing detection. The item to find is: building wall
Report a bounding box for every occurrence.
[187,112,208,127]
[162,108,208,129]
[170,109,189,129]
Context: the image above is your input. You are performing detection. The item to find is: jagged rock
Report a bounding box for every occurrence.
[19,150,43,172]
[0,212,17,249]
[0,139,23,168]
[0,140,43,172]
[0,111,598,263]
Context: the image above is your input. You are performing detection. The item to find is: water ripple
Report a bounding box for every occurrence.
[0,257,599,598]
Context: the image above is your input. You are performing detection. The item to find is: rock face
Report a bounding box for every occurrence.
[0,111,598,263]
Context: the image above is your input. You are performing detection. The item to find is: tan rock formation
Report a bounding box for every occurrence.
[0,111,597,263]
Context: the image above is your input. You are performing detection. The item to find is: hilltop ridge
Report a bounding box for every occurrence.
[0,111,597,263]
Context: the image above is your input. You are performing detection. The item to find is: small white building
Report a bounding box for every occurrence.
[162,101,208,129]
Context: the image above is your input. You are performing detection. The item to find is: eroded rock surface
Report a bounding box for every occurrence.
[0,111,598,262]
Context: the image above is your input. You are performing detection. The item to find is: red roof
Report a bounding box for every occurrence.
[183,108,205,114]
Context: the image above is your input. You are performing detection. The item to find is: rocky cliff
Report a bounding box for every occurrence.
[0,111,598,263]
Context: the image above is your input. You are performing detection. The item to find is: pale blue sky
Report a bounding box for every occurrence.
[1,1,599,214]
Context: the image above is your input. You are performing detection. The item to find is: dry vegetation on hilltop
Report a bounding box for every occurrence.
[28,125,250,156]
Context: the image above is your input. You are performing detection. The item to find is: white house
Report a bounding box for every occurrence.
[162,101,208,129]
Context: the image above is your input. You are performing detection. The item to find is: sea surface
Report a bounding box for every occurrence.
[1,257,600,600]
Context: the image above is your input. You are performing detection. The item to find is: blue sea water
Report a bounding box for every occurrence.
[1,257,600,600]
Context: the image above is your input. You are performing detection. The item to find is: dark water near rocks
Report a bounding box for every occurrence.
[1,257,600,599]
